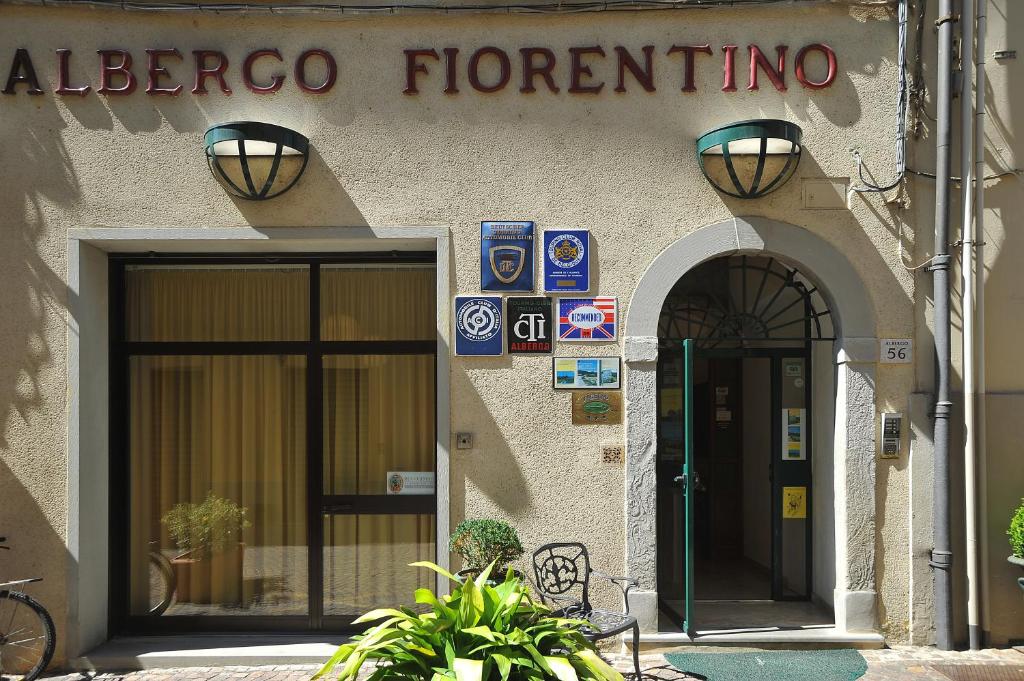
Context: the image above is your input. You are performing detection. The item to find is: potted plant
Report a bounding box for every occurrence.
[161,492,250,605]
[314,562,623,681]
[1008,498,1024,593]
[450,518,524,581]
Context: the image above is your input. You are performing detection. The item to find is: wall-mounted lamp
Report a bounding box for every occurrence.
[696,119,802,199]
[204,122,310,200]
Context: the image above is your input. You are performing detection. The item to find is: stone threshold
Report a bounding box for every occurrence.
[628,628,886,651]
[71,635,347,671]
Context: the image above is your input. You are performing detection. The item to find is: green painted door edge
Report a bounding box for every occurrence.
[682,338,695,636]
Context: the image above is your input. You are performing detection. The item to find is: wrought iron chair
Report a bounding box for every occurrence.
[531,542,643,679]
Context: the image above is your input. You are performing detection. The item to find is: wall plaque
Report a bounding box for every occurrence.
[507,296,552,353]
[543,230,590,292]
[481,221,535,291]
[553,357,620,389]
[454,295,503,356]
[572,391,623,425]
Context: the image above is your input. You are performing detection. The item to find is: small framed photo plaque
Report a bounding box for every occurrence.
[552,356,621,390]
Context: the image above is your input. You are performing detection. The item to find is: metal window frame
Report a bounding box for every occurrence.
[109,252,438,635]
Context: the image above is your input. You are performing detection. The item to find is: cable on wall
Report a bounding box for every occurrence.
[852,0,909,193]
[6,0,897,15]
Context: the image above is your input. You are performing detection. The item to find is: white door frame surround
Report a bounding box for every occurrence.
[622,216,879,635]
[65,226,452,657]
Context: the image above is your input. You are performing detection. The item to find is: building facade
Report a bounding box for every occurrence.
[0,0,1021,668]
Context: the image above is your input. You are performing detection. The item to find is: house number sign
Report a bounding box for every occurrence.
[880,339,912,364]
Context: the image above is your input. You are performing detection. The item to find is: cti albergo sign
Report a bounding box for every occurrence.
[1,42,836,98]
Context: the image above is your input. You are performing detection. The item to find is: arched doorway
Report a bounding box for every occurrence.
[623,217,880,639]
[655,255,835,634]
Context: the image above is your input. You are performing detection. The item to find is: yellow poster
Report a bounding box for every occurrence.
[782,486,807,519]
[660,389,683,416]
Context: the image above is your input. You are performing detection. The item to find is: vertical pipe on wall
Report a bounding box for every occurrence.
[959,0,981,652]
[931,0,956,652]
[972,0,989,646]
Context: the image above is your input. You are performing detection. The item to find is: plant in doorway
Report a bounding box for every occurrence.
[1008,498,1024,592]
[314,561,622,681]
[450,519,524,581]
[161,492,251,605]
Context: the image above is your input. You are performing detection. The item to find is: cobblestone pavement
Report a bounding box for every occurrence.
[42,647,1024,681]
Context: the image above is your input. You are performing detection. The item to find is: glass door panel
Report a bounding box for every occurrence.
[774,356,811,599]
[322,514,436,617]
[323,355,435,496]
[128,354,309,617]
[321,353,436,618]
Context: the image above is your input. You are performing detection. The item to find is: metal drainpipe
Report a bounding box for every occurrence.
[959,0,980,652]
[930,0,956,652]
[973,0,989,647]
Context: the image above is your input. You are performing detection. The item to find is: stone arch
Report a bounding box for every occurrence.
[622,216,879,635]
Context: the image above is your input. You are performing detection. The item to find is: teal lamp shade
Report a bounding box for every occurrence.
[696,119,802,199]
[204,122,310,200]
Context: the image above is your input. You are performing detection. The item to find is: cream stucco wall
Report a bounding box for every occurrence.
[908,0,1024,647]
[0,0,950,662]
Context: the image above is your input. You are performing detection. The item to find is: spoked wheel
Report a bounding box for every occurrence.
[0,590,55,681]
[148,550,176,616]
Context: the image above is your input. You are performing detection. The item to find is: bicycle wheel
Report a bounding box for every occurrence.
[0,590,55,681]
[148,551,176,616]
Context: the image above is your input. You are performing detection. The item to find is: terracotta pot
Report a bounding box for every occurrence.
[171,543,245,605]
[1009,555,1024,593]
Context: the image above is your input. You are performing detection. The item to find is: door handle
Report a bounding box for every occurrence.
[323,503,354,513]
[673,474,687,486]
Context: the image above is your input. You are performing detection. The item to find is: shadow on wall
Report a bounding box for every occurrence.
[448,357,532,566]
[54,66,369,228]
[0,96,81,666]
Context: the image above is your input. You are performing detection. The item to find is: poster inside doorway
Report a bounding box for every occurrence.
[782,408,806,460]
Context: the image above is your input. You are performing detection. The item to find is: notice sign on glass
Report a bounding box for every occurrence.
[481,221,535,291]
[782,486,807,519]
[543,230,590,292]
[386,471,435,495]
[782,408,806,460]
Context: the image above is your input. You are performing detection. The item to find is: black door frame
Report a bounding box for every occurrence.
[108,252,438,634]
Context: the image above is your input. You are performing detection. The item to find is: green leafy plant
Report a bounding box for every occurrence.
[450,519,524,576]
[314,562,622,681]
[1009,498,1024,558]
[161,491,251,559]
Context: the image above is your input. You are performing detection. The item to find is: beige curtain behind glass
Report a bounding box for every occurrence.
[129,355,307,616]
[126,265,310,616]
[322,355,435,614]
[126,265,436,618]
[323,355,434,494]
[321,268,435,341]
[126,267,309,341]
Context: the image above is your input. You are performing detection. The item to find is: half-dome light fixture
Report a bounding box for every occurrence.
[696,119,802,199]
[204,121,310,200]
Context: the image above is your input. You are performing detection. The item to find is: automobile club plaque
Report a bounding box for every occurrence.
[481,221,535,291]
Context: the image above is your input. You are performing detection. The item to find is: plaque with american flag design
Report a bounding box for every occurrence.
[557,297,617,341]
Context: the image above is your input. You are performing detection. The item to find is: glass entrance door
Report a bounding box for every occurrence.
[657,344,813,633]
[114,257,437,632]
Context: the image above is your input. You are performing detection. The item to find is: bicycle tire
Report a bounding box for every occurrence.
[148,551,176,616]
[0,590,55,681]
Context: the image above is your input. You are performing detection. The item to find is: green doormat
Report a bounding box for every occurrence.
[664,649,868,681]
